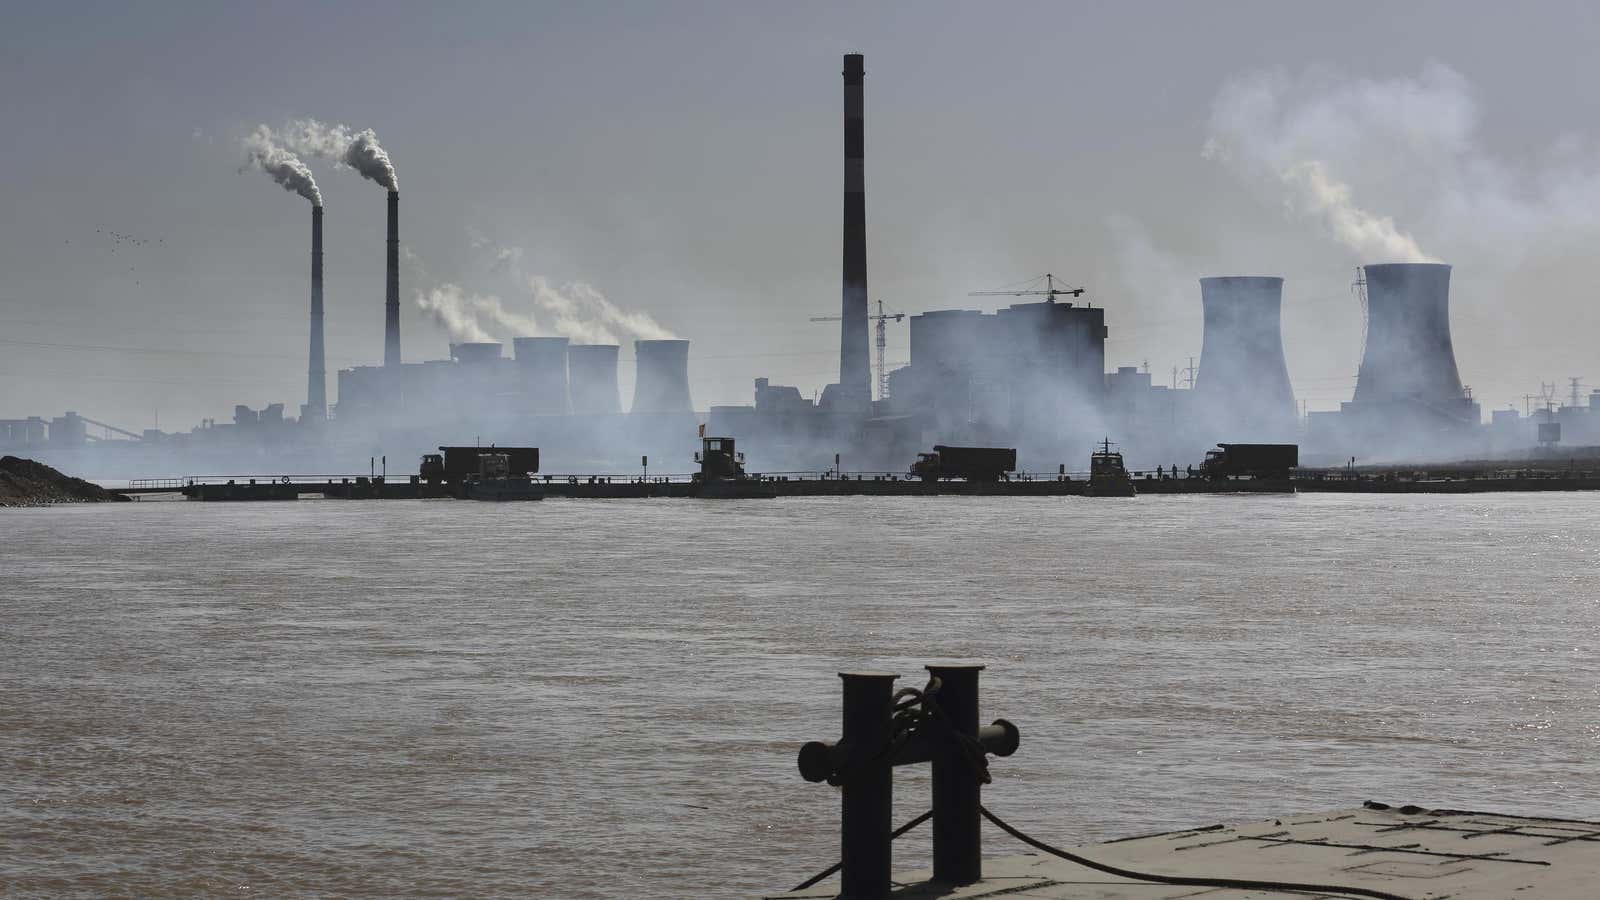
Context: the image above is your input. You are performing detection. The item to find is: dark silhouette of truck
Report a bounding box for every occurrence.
[909,445,1017,482]
[1198,443,1298,480]
[421,446,540,484]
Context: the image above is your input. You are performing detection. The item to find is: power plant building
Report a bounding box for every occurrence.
[890,300,1107,442]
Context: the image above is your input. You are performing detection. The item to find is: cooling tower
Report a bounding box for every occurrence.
[1353,263,1466,405]
[631,339,692,414]
[1194,276,1297,439]
[384,190,401,367]
[567,344,621,414]
[307,205,326,419]
[837,53,871,413]
[513,337,570,414]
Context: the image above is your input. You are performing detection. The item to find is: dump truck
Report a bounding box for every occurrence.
[423,446,540,483]
[1198,443,1298,480]
[909,445,1017,482]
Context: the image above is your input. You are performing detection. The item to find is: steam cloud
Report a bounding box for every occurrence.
[1204,62,1600,269]
[240,126,322,206]
[415,235,676,345]
[1203,68,1439,262]
[1275,160,1436,263]
[278,119,398,190]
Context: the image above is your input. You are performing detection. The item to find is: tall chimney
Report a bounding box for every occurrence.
[838,53,870,413]
[384,189,400,367]
[307,205,326,418]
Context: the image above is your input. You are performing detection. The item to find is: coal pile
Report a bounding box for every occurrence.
[0,457,126,506]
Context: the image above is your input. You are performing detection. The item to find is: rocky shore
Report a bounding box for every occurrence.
[0,457,127,507]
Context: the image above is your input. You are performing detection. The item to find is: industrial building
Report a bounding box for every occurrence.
[7,54,1585,479]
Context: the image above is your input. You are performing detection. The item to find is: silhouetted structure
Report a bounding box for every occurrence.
[306,205,326,419]
[631,339,692,413]
[384,190,401,367]
[1194,276,1295,440]
[837,53,871,414]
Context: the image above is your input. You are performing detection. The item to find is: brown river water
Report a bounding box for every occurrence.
[2,494,1597,897]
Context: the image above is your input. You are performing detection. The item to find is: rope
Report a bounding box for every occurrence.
[789,809,932,892]
[978,805,1413,900]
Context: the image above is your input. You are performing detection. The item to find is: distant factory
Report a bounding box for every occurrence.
[4,54,1593,478]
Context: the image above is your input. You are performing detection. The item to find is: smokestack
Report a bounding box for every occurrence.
[384,190,400,367]
[307,205,326,419]
[513,336,571,414]
[838,53,871,413]
[1353,263,1467,407]
[1194,276,1296,439]
[631,339,692,414]
[567,344,621,414]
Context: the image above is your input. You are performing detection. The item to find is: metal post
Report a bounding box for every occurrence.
[839,671,896,899]
[927,664,983,885]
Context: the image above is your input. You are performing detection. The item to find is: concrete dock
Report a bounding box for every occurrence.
[767,801,1597,899]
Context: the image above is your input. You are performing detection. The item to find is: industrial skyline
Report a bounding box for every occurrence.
[5,2,1600,430]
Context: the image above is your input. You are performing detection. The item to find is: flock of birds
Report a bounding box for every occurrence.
[61,228,166,287]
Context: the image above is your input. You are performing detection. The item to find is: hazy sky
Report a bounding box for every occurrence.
[5,1,1600,429]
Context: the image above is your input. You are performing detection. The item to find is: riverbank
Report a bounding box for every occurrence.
[0,456,127,507]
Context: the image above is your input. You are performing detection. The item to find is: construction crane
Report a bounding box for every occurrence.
[968,272,1087,305]
[810,300,906,402]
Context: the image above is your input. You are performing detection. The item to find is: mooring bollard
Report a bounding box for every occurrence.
[798,665,1020,897]
[927,664,983,885]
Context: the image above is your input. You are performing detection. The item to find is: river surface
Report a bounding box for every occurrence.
[2,494,1597,897]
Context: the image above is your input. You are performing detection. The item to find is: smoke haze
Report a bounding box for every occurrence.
[240,126,321,206]
[278,119,398,191]
[1205,62,1600,270]
[414,235,677,346]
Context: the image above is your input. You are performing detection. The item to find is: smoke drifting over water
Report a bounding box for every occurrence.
[278,120,398,190]
[1205,63,1600,269]
[240,126,321,206]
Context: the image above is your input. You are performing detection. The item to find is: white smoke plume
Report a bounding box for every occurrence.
[240,125,321,206]
[278,119,398,190]
[1274,159,1437,263]
[527,276,676,345]
[417,284,538,344]
[416,277,677,346]
[1205,62,1600,269]
[414,234,677,346]
[469,229,523,274]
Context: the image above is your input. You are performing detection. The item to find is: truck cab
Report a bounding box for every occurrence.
[420,453,446,483]
[694,436,748,481]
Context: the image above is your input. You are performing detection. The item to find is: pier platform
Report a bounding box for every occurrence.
[767,802,1596,899]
